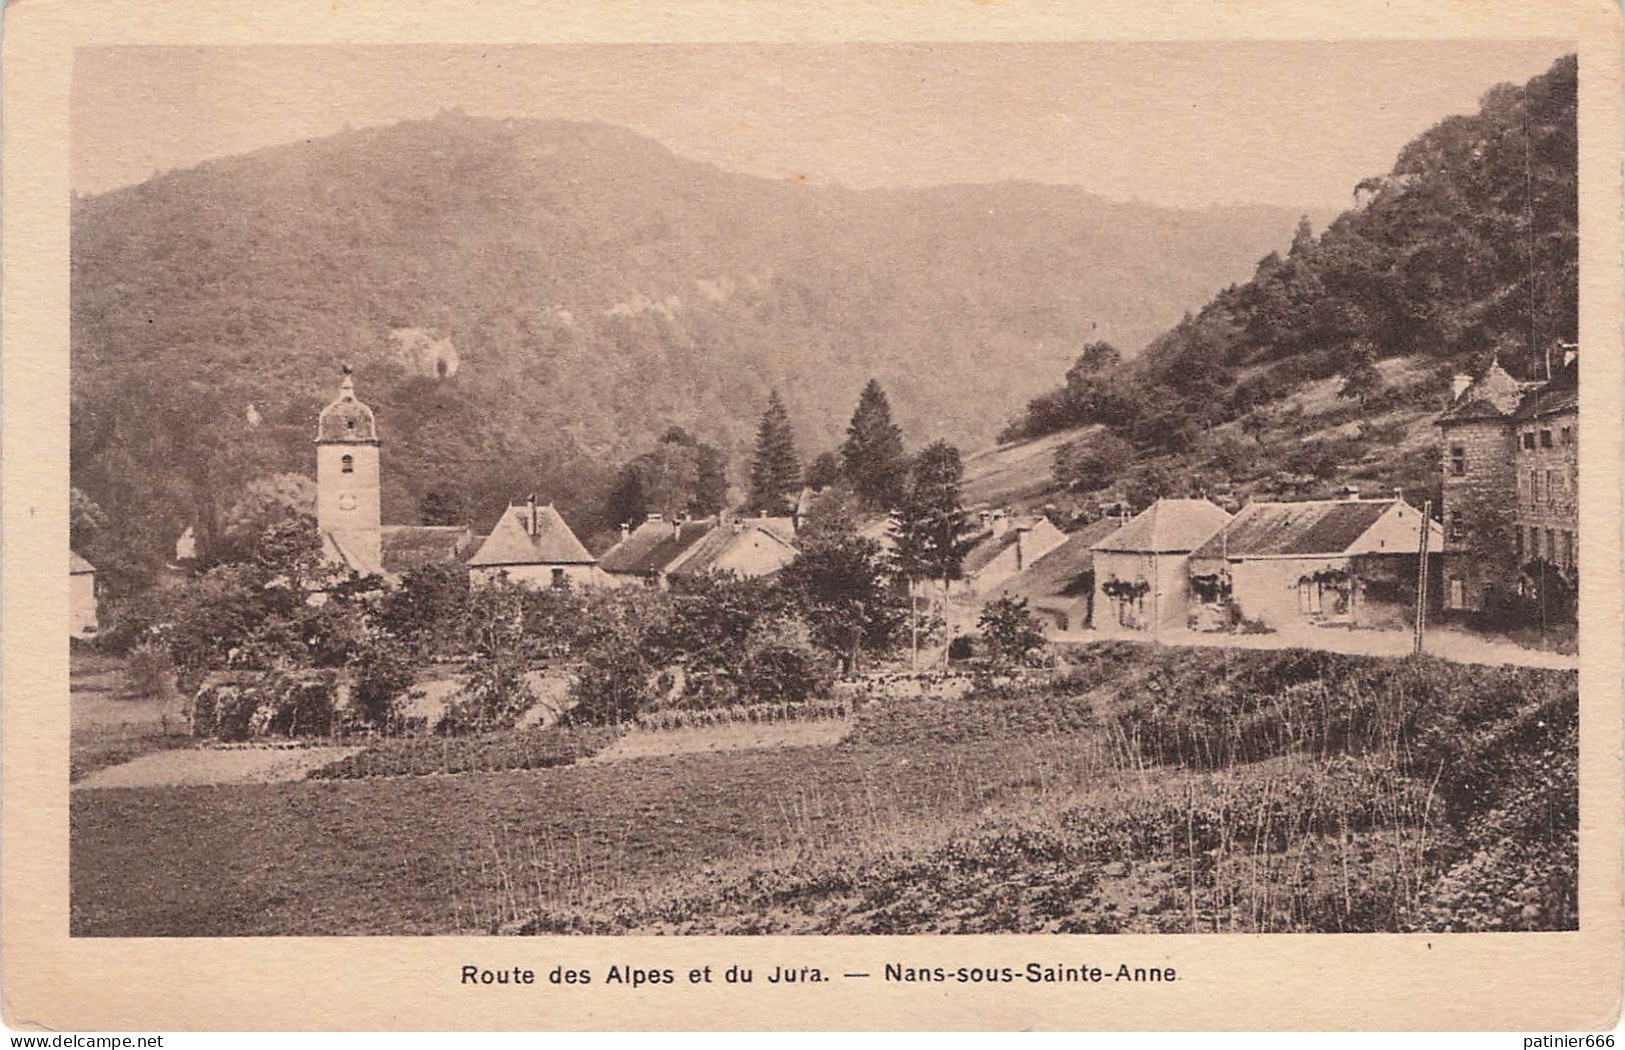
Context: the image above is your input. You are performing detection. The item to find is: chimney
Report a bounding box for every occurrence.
[1450,373,1472,402]
[990,510,1010,538]
[527,495,539,536]
[619,522,631,543]
[672,518,683,541]
[1338,485,1361,500]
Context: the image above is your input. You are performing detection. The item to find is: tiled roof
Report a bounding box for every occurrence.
[1191,500,1396,560]
[322,529,383,577]
[999,518,1119,605]
[468,504,595,566]
[1092,499,1232,553]
[1513,356,1579,420]
[961,530,1021,575]
[600,518,720,576]
[667,521,797,577]
[70,550,96,574]
[380,525,476,573]
[1438,359,1539,423]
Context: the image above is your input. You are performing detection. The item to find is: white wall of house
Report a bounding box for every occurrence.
[1228,557,1351,629]
[70,571,98,637]
[1093,551,1192,632]
[471,563,604,589]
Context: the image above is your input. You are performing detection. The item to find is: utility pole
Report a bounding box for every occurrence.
[1412,500,1433,656]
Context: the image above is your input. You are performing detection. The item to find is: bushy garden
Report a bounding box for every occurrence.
[94,506,910,746]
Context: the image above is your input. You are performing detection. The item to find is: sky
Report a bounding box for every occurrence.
[71,41,1572,210]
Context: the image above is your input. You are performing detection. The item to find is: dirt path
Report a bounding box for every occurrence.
[73,745,364,790]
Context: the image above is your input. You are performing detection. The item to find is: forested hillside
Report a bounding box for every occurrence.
[995,54,1576,518]
[70,114,1305,589]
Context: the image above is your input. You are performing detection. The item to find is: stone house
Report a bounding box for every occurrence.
[1436,349,1578,611]
[467,498,601,588]
[993,516,1121,631]
[599,514,797,588]
[956,511,1068,596]
[1187,497,1443,632]
[1510,353,1578,577]
[1091,499,1232,634]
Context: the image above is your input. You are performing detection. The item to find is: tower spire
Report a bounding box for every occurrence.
[340,363,356,400]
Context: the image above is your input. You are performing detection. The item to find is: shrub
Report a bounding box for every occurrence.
[191,669,342,741]
[349,639,416,731]
[126,641,174,699]
[739,616,838,704]
[436,656,535,735]
[976,596,1048,666]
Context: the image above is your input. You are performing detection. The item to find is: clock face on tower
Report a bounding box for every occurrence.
[338,494,358,511]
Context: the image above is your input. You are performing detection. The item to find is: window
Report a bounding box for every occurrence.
[1561,426,1574,446]
[1532,528,1543,560]
[341,454,354,474]
[1448,511,1464,543]
[1562,531,1574,569]
[1546,529,1557,563]
[1449,446,1466,476]
[1448,578,1465,609]
[1531,469,1542,501]
[1514,527,1524,560]
[1298,581,1322,615]
[1523,432,1536,450]
[551,567,567,589]
[1540,429,1553,448]
[1546,469,1557,502]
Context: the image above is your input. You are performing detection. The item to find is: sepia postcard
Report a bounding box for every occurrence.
[3,0,1621,1033]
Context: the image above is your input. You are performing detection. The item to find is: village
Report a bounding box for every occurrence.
[70,345,1579,669]
[63,48,1582,942]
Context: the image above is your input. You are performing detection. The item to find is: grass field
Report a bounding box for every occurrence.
[70,649,195,782]
[69,644,1577,937]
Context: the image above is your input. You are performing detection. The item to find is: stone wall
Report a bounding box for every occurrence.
[1513,408,1578,569]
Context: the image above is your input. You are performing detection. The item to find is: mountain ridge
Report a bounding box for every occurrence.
[70,111,1312,588]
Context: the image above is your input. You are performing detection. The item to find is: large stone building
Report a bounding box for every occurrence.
[1436,350,1577,611]
[315,367,550,582]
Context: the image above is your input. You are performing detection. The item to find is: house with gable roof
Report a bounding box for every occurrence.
[599,514,797,588]
[1090,498,1232,633]
[1187,497,1442,631]
[467,496,601,588]
[955,510,1068,596]
[993,516,1122,631]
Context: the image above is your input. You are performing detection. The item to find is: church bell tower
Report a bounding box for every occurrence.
[315,365,382,572]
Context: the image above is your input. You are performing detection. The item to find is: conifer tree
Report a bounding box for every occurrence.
[840,379,908,511]
[747,390,801,516]
[890,440,974,668]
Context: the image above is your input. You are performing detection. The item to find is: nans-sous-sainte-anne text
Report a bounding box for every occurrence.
[884,964,1175,984]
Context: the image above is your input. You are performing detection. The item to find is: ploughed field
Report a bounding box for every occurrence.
[69,644,1578,936]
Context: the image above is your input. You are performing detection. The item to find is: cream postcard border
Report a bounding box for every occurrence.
[3,0,1620,1032]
